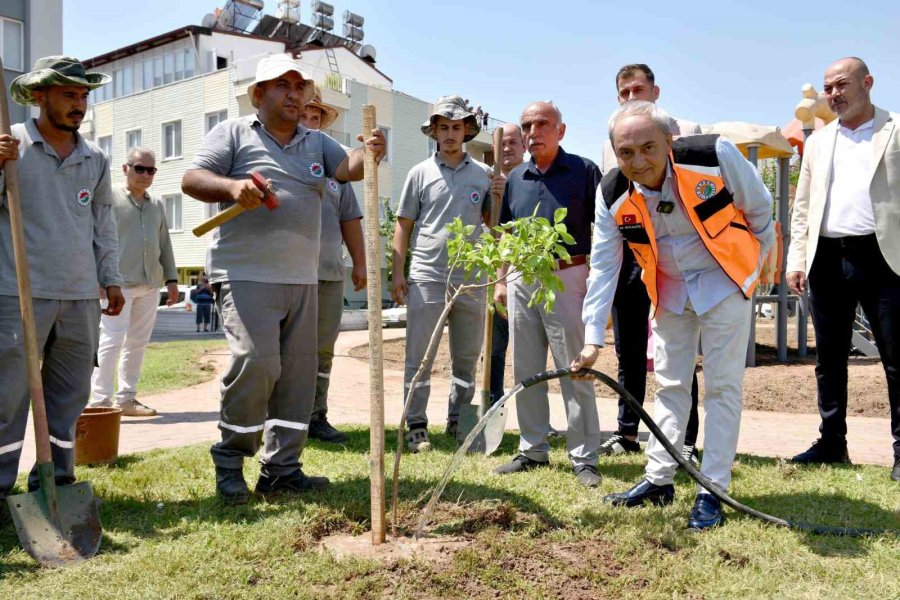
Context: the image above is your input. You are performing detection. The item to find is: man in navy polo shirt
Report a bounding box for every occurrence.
[493,101,603,487]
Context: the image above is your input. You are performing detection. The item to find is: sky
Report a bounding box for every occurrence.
[65,0,900,160]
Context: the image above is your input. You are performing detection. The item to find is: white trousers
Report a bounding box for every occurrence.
[90,284,160,405]
[645,291,751,492]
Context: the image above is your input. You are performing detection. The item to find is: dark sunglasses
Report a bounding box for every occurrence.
[128,164,158,175]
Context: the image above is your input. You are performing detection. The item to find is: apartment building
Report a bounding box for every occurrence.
[0,0,63,124]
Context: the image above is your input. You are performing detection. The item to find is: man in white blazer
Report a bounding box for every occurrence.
[786,57,900,482]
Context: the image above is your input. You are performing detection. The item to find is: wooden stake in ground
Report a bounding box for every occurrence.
[362,105,386,545]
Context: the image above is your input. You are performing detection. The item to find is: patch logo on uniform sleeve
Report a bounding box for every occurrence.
[470,191,481,204]
[75,188,93,206]
[327,179,339,193]
[309,162,325,178]
[622,214,637,224]
[695,180,717,200]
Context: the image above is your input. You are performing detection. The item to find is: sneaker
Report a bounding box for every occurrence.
[216,467,250,505]
[891,457,900,482]
[118,399,157,417]
[598,433,641,456]
[493,453,549,475]
[680,443,700,468]
[406,428,432,453]
[548,425,563,438]
[574,464,601,487]
[255,470,329,495]
[88,398,113,408]
[308,415,349,443]
[791,438,851,464]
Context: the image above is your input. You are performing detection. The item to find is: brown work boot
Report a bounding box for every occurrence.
[118,399,158,417]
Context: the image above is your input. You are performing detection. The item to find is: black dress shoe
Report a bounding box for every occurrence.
[891,457,900,482]
[791,438,851,464]
[603,478,675,507]
[688,493,724,530]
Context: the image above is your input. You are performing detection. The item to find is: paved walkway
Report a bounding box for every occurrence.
[18,329,896,472]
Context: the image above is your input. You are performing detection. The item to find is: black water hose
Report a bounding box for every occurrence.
[514,367,894,537]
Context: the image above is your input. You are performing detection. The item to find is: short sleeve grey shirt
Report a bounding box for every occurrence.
[0,119,122,299]
[188,115,348,285]
[397,153,490,284]
[318,178,362,281]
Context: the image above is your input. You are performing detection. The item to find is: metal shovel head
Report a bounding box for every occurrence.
[6,481,101,567]
[457,401,508,455]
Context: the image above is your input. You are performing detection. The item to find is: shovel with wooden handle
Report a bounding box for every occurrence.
[192,172,279,237]
[0,61,102,567]
[457,126,508,453]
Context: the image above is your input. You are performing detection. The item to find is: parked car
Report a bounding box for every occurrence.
[158,285,196,312]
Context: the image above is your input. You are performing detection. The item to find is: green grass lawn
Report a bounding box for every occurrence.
[135,339,228,395]
[1,431,898,599]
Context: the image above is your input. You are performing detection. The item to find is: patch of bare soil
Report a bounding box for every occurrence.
[348,319,889,418]
[312,501,646,599]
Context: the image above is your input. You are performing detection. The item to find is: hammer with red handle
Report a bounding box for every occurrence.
[192,172,279,237]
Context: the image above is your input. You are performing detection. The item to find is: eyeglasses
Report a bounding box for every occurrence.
[128,164,158,175]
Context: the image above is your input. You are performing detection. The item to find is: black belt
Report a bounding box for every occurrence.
[819,233,877,249]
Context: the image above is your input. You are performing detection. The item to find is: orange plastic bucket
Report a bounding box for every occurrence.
[75,406,124,465]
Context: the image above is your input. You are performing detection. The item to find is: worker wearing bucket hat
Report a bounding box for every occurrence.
[300,85,366,444]
[0,56,124,501]
[182,53,385,503]
[392,95,491,452]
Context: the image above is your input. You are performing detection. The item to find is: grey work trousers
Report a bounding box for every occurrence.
[210,281,318,477]
[404,281,485,429]
[0,296,100,494]
[509,264,600,468]
[313,279,344,418]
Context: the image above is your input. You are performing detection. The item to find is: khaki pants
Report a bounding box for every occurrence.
[509,264,600,468]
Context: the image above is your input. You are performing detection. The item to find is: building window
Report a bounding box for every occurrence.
[113,69,123,98]
[426,137,437,156]
[162,121,182,160]
[184,48,196,78]
[163,194,183,231]
[122,65,133,96]
[163,53,175,84]
[205,110,228,134]
[153,56,163,87]
[378,126,391,163]
[98,136,112,160]
[144,58,154,89]
[0,17,24,72]
[133,62,144,93]
[204,202,220,220]
[125,129,142,152]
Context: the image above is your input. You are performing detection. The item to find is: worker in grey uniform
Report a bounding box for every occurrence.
[182,54,384,504]
[299,86,366,444]
[391,95,491,452]
[0,56,124,501]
